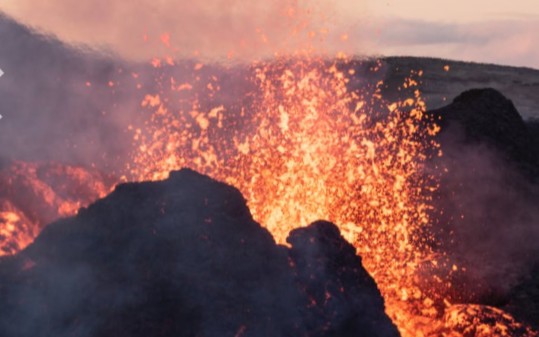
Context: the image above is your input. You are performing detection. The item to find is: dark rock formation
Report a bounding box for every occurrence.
[0,161,114,255]
[426,88,539,329]
[382,57,539,120]
[528,119,539,152]
[505,263,539,330]
[0,169,399,337]
[288,221,397,337]
[430,88,539,177]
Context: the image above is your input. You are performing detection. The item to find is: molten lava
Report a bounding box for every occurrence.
[0,161,113,256]
[444,305,538,337]
[0,201,35,256]
[127,56,438,336]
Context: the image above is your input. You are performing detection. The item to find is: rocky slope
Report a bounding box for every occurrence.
[0,169,399,337]
[426,88,539,329]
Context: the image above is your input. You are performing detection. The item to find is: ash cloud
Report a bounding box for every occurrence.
[0,13,137,170]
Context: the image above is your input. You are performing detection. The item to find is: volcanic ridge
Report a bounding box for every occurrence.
[0,168,399,337]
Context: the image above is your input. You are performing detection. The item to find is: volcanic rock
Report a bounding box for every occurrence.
[0,168,399,337]
[505,264,539,330]
[529,119,539,152]
[429,88,539,177]
[381,57,539,120]
[426,88,539,324]
[288,221,398,337]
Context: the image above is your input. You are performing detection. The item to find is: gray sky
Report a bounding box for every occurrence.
[1,0,539,68]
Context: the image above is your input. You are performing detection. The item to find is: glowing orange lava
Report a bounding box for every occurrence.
[0,161,113,256]
[128,56,437,336]
[0,202,36,256]
[443,305,538,337]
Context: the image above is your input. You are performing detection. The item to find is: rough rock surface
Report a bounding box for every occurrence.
[426,88,539,329]
[430,88,539,177]
[505,264,539,330]
[0,169,399,337]
[288,221,398,337]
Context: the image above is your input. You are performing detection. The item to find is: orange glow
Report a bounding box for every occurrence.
[0,161,112,256]
[0,205,36,256]
[125,52,538,336]
[444,305,538,337]
[126,56,445,336]
[160,33,171,48]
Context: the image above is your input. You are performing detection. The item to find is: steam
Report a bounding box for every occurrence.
[0,13,238,172]
[0,13,135,170]
[0,0,355,61]
[430,104,539,303]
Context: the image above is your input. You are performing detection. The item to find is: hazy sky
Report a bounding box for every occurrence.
[361,1,539,21]
[1,0,539,68]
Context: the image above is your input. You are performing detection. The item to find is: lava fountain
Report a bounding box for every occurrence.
[126,55,450,336]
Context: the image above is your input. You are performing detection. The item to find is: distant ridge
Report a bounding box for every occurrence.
[380,56,539,119]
